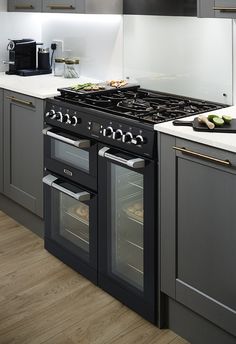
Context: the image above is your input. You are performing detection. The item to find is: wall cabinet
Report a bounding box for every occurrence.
[8,0,42,12]
[0,90,3,193]
[123,0,197,16]
[160,134,236,338]
[3,91,44,218]
[42,0,84,13]
[8,0,122,13]
[198,0,236,18]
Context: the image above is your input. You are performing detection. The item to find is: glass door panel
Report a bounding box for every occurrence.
[51,140,89,173]
[110,163,144,291]
[59,192,90,254]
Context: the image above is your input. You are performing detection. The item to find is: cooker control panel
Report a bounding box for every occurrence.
[102,126,146,146]
[45,100,155,158]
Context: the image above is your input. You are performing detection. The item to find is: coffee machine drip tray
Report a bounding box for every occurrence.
[12,69,52,76]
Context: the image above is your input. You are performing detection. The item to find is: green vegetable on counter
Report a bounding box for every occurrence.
[212,117,224,126]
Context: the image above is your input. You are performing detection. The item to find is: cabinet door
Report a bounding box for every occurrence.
[85,0,122,14]
[8,0,42,12]
[42,0,85,13]
[0,89,3,193]
[198,0,215,17]
[3,91,44,218]
[160,135,236,337]
[198,0,236,18]
[124,0,196,16]
[214,0,236,18]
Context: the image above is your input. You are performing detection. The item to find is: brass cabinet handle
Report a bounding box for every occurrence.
[173,146,231,167]
[48,5,75,10]
[7,96,34,107]
[213,6,236,12]
[15,5,34,9]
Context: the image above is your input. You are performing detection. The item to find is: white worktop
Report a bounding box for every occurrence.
[0,73,99,99]
[155,106,236,153]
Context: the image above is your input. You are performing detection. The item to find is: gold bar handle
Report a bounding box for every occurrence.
[7,96,34,107]
[48,5,75,10]
[213,6,236,12]
[173,146,231,167]
[15,5,34,9]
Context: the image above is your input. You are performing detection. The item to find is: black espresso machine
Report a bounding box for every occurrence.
[5,39,52,76]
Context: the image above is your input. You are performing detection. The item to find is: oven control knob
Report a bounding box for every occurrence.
[132,135,144,145]
[46,109,56,119]
[62,114,70,124]
[113,129,123,140]
[103,126,114,137]
[123,132,133,143]
[70,116,78,126]
[55,111,63,122]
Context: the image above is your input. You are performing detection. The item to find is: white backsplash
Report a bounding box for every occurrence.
[0,11,234,105]
[124,16,233,104]
[40,13,123,80]
[0,13,42,72]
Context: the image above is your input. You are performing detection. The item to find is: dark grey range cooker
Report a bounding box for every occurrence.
[42,85,223,324]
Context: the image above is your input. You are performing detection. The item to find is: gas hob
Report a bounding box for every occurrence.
[54,86,223,125]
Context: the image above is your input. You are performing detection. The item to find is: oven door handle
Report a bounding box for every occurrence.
[98,147,145,169]
[43,174,91,201]
[42,127,91,148]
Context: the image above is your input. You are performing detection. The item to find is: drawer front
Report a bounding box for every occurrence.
[175,138,236,168]
[42,0,85,13]
[8,0,42,12]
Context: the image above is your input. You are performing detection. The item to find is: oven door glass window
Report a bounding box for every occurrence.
[59,192,89,254]
[110,164,144,291]
[51,140,89,173]
[50,185,91,262]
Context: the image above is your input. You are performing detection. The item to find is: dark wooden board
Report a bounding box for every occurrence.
[57,83,140,96]
[192,117,236,132]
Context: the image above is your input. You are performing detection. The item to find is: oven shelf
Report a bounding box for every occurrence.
[64,227,89,245]
[66,210,89,226]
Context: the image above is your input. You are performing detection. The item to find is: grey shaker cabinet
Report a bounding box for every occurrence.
[159,134,236,338]
[198,0,236,18]
[0,89,3,193]
[3,90,44,218]
[8,0,122,13]
[42,0,84,13]
[8,0,42,12]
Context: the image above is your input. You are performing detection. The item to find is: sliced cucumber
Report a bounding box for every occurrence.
[213,117,224,126]
[222,115,232,124]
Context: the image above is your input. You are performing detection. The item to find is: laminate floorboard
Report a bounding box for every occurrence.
[0,211,189,344]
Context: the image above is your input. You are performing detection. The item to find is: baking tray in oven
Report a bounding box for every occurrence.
[66,204,89,226]
[123,199,143,224]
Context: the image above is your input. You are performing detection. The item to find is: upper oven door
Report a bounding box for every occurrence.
[43,127,97,191]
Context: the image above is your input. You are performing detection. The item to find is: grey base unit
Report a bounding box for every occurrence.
[198,0,236,18]
[159,133,236,339]
[0,89,3,193]
[167,298,236,344]
[0,193,44,238]
[3,90,44,218]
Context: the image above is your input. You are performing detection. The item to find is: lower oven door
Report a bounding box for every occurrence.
[98,145,156,323]
[43,174,97,283]
[43,127,97,190]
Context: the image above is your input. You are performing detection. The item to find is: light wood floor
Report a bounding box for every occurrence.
[0,211,189,344]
